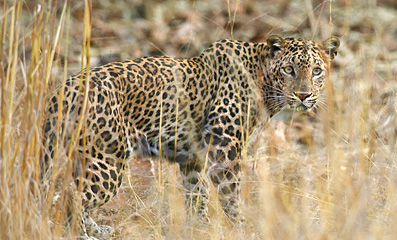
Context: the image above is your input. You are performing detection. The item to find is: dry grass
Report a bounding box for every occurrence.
[0,0,396,239]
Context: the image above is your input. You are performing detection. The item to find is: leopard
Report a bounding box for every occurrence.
[41,35,340,238]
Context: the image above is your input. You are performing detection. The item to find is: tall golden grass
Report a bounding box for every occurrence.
[1,0,396,239]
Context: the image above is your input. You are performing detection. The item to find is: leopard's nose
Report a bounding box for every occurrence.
[294,92,312,101]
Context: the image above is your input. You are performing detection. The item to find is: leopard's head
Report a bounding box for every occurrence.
[261,35,340,116]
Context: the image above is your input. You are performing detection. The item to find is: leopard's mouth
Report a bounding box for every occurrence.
[292,104,311,112]
[289,102,314,112]
[286,93,317,112]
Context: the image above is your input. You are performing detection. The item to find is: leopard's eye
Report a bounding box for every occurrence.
[312,68,322,76]
[283,66,294,75]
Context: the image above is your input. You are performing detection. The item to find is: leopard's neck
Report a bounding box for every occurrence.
[199,39,271,132]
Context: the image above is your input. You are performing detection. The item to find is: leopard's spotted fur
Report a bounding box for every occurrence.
[42,35,340,237]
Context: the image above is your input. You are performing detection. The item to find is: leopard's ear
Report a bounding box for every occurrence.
[323,36,340,61]
[266,35,284,58]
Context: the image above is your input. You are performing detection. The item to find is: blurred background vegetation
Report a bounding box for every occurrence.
[1,0,396,239]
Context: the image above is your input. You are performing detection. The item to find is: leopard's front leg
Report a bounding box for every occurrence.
[179,161,210,222]
[203,118,244,222]
[207,159,242,221]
